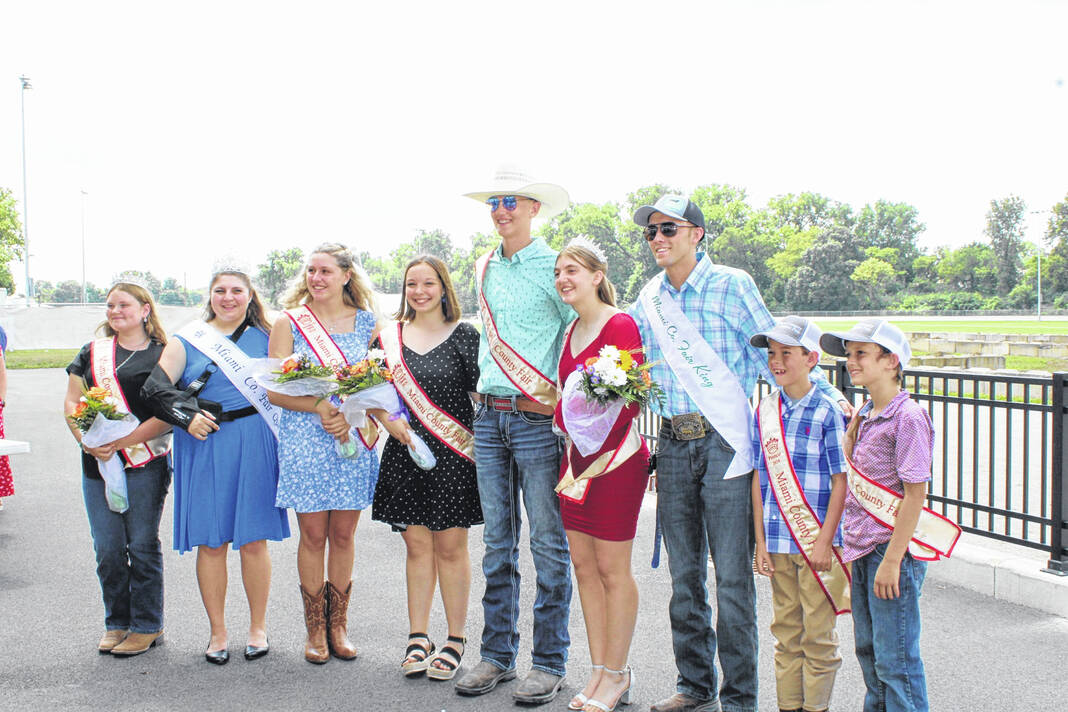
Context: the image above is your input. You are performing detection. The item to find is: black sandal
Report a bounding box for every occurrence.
[400,633,435,677]
[426,634,465,681]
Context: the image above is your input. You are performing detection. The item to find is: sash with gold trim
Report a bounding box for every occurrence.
[555,420,643,504]
[757,391,850,615]
[284,305,379,449]
[379,322,474,462]
[90,338,172,467]
[474,250,558,407]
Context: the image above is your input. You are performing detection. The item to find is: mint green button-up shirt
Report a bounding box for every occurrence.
[476,237,575,396]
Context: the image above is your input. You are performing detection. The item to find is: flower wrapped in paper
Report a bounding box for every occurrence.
[69,385,138,513]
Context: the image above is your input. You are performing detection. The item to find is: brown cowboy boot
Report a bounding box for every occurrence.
[300,584,329,664]
[325,580,358,660]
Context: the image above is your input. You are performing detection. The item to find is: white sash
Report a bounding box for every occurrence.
[91,338,172,467]
[474,251,559,407]
[176,321,281,439]
[638,278,754,477]
[284,305,379,449]
[757,392,850,614]
[379,322,474,462]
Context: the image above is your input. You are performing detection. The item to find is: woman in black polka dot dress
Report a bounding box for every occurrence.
[371,255,481,681]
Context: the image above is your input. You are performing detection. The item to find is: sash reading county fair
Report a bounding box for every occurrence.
[638,278,754,477]
[757,392,851,615]
[91,338,172,467]
[285,305,379,449]
[378,322,474,462]
[176,321,281,439]
[474,250,559,408]
[555,419,643,504]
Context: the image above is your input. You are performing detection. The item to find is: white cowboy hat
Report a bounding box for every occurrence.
[463,164,570,219]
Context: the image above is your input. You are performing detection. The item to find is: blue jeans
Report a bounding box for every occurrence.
[851,543,929,712]
[473,403,571,676]
[82,458,171,634]
[655,425,757,712]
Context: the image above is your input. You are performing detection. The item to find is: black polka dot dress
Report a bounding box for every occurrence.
[371,321,483,531]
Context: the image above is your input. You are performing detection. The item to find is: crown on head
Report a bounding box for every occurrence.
[110,271,153,292]
[211,256,252,279]
[565,235,607,265]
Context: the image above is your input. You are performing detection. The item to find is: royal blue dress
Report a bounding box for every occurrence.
[274,309,380,512]
[172,326,290,553]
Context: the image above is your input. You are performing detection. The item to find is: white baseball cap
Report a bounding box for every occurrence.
[750,315,822,353]
[819,318,911,368]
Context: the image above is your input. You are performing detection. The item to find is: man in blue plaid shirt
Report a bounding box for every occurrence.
[628,195,847,712]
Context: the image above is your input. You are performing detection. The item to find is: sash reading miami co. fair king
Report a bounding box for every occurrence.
[378,322,473,462]
[757,391,851,615]
[176,320,281,439]
[474,250,558,407]
[90,338,171,467]
[285,305,379,449]
[638,278,754,477]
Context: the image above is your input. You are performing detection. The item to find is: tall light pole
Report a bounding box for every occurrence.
[1030,209,1049,321]
[81,189,88,303]
[19,75,32,306]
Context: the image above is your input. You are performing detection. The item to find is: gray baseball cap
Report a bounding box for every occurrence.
[633,194,706,233]
[750,315,822,353]
[819,318,911,368]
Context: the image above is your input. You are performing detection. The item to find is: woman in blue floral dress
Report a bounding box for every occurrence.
[268,243,380,664]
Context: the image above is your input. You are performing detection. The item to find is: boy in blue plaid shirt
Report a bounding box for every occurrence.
[749,316,848,712]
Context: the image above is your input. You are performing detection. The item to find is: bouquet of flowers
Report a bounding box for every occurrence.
[69,385,139,513]
[255,354,338,396]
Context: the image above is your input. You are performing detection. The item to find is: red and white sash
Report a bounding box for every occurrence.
[555,420,643,504]
[475,251,559,407]
[90,338,172,467]
[285,305,379,449]
[379,322,474,462]
[757,392,850,614]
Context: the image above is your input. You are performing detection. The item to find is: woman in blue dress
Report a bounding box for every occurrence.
[267,243,380,664]
[148,267,290,664]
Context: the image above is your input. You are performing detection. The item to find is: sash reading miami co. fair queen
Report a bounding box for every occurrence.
[378,322,473,462]
[285,305,379,449]
[757,391,851,614]
[638,278,754,477]
[90,338,172,467]
[176,320,281,439]
[474,251,558,408]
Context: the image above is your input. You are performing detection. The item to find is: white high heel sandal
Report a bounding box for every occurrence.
[585,666,633,711]
[568,664,605,710]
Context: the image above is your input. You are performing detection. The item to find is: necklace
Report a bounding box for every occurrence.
[116,336,151,370]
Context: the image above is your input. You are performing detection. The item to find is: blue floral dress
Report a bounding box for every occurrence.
[274,309,380,512]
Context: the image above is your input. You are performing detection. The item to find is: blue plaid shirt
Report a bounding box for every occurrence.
[628,253,841,417]
[752,386,848,554]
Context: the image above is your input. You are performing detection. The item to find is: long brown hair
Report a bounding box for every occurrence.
[204,271,273,333]
[282,242,375,312]
[97,283,168,345]
[556,243,616,306]
[394,255,461,323]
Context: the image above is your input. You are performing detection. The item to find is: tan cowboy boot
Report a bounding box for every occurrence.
[300,584,329,664]
[325,580,358,660]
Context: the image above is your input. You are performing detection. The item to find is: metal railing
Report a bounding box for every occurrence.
[638,361,1068,574]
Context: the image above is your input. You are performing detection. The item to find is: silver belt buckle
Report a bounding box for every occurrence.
[671,412,706,441]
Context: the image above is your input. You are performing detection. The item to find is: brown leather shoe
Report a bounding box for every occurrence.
[110,631,163,656]
[300,584,329,664]
[325,580,358,660]
[649,692,720,712]
[98,629,128,653]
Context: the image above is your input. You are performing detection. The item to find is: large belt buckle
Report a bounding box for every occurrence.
[671,412,706,441]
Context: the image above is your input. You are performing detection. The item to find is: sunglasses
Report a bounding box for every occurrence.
[644,222,695,240]
[486,195,531,211]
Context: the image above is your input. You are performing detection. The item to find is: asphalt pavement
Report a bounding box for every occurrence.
[1,368,1066,711]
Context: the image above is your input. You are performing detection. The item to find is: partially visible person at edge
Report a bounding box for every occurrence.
[552,240,649,712]
[0,324,11,511]
[143,266,290,665]
[821,319,934,712]
[369,255,482,682]
[627,195,850,712]
[63,281,173,657]
[267,243,380,664]
[453,167,575,705]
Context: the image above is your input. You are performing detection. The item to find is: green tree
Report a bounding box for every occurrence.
[1044,194,1068,296]
[984,195,1026,296]
[936,243,997,293]
[766,192,853,232]
[539,202,636,301]
[851,249,900,308]
[449,232,499,316]
[0,188,25,292]
[256,248,304,307]
[690,184,750,242]
[853,200,925,280]
[158,277,188,305]
[52,280,83,303]
[785,227,865,310]
[410,229,454,263]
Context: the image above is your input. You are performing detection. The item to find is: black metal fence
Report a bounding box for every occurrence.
[638,361,1068,575]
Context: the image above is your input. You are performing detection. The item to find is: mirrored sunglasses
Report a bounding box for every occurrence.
[486,195,530,212]
[644,222,693,240]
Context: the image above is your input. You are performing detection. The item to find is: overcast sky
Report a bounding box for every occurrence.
[1,0,1065,292]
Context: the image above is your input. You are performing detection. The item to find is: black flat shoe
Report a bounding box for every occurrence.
[205,647,230,665]
[244,639,269,661]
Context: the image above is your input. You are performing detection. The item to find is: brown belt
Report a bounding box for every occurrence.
[659,412,713,441]
[472,393,555,416]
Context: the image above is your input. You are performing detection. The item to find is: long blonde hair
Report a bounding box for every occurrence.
[204,271,273,333]
[282,243,375,312]
[556,243,616,306]
[97,283,168,345]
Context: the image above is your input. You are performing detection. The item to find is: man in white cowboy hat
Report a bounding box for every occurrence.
[454,166,574,705]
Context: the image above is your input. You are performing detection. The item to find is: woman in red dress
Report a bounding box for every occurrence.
[553,241,649,712]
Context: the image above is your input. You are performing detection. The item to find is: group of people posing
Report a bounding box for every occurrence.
[63,167,951,712]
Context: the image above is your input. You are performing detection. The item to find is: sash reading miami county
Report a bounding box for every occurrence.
[285,305,379,449]
[379,322,473,462]
[475,251,559,408]
[757,391,850,614]
[91,338,172,466]
[638,278,754,477]
[177,320,281,439]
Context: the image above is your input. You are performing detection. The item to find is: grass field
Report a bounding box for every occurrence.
[812,318,1068,335]
[6,349,78,370]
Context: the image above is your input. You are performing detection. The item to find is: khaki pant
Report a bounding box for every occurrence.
[769,553,843,711]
